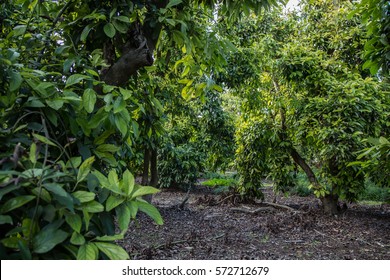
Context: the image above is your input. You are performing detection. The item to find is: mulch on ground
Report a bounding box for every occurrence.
[119,186,390,260]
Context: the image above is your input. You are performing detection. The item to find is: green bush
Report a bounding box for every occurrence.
[158,143,204,189]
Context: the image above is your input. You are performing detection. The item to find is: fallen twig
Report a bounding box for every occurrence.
[262,202,300,212]
[231,207,276,214]
[215,194,234,205]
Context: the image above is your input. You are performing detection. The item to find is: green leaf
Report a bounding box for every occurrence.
[116,203,132,231]
[77,243,99,260]
[46,99,64,110]
[65,74,91,87]
[0,185,20,201]
[70,232,86,245]
[96,144,120,153]
[104,23,116,38]
[114,16,130,23]
[80,24,93,41]
[131,186,160,199]
[44,183,74,212]
[119,87,132,100]
[65,212,82,233]
[114,115,128,137]
[95,232,124,242]
[81,201,104,213]
[122,169,135,196]
[29,142,37,164]
[94,242,129,260]
[0,215,13,225]
[166,0,182,9]
[77,156,95,183]
[12,25,27,37]
[137,201,163,225]
[1,195,35,214]
[32,221,68,253]
[83,88,97,113]
[32,133,57,146]
[31,187,51,203]
[9,70,22,91]
[105,195,125,212]
[72,191,95,203]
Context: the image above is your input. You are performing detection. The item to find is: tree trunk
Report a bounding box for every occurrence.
[141,148,150,186]
[289,148,321,189]
[149,148,158,187]
[321,193,339,215]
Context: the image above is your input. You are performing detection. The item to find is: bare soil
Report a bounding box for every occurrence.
[120,186,390,260]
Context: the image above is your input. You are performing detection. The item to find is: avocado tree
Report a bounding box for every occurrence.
[0,0,285,259]
[221,0,389,213]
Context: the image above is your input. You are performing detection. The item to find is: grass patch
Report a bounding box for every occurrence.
[358,180,389,203]
[201,178,237,188]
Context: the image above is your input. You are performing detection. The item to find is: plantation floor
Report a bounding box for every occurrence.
[120,186,390,260]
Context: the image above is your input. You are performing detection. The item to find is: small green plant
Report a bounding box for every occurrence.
[358,180,390,203]
[201,178,238,188]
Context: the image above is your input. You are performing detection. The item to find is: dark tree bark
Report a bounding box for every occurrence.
[149,148,158,187]
[142,148,151,186]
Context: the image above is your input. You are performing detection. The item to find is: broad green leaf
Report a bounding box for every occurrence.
[105,195,125,212]
[80,24,93,41]
[0,184,20,201]
[77,156,95,183]
[12,25,27,37]
[31,187,51,203]
[116,203,132,231]
[65,212,82,233]
[119,87,132,100]
[122,169,135,196]
[166,0,182,9]
[66,157,82,169]
[32,133,57,146]
[104,23,116,38]
[44,183,74,212]
[46,99,64,110]
[72,191,95,203]
[0,215,13,225]
[65,74,90,87]
[81,201,104,213]
[137,201,163,225]
[92,170,109,188]
[70,232,86,245]
[114,16,130,23]
[96,144,120,153]
[9,70,22,91]
[95,232,124,242]
[1,195,35,214]
[114,115,128,137]
[127,201,139,219]
[94,242,129,260]
[32,221,68,253]
[131,186,160,199]
[77,243,99,260]
[1,237,25,249]
[83,88,97,113]
[29,142,37,164]
[108,170,120,189]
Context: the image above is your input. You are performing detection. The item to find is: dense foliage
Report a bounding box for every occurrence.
[1,0,285,259]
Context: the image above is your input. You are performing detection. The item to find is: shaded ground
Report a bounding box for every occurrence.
[120,185,390,260]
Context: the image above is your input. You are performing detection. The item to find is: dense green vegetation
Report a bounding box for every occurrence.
[0,0,388,259]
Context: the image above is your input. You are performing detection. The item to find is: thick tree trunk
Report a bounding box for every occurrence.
[149,148,158,187]
[321,193,339,215]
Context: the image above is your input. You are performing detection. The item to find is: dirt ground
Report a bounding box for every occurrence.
[119,185,390,260]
